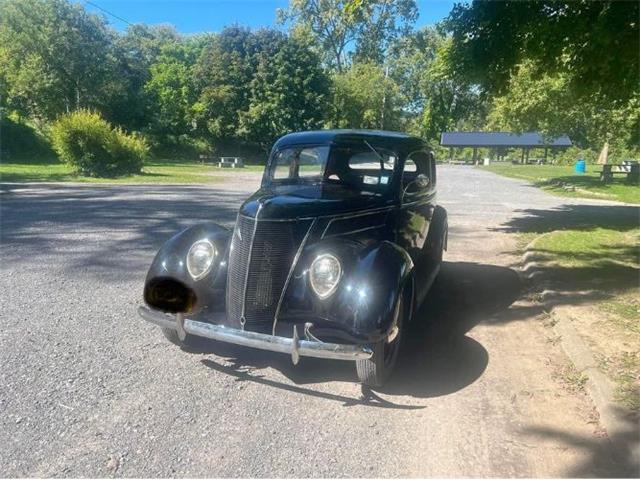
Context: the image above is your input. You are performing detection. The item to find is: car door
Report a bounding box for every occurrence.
[395,150,437,287]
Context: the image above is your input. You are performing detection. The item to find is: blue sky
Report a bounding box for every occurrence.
[81,0,458,33]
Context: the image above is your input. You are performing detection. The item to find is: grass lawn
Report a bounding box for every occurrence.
[0,157,265,184]
[480,163,640,204]
[526,227,640,412]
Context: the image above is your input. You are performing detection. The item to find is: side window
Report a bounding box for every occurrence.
[348,151,396,171]
[402,151,431,188]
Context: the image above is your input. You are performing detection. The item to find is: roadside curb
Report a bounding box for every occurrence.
[520,237,640,466]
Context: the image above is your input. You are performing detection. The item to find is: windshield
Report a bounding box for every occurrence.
[267,143,397,192]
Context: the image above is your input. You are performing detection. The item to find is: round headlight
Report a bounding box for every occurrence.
[186,239,216,280]
[309,253,342,299]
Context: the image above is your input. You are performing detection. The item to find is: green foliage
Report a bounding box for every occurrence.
[191,27,283,143]
[487,60,640,152]
[144,38,204,138]
[50,110,148,177]
[0,0,119,125]
[551,147,597,166]
[413,35,485,142]
[328,62,403,130]
[240,36,329,147]
[0,115,54,160]
[445,1,639,104]
[278,0,417,70]
[108,24,183,130]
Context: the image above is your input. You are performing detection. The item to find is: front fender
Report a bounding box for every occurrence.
[143,223,230,315]
[280,239,414,344]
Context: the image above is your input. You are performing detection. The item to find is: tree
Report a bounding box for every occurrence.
[240,36,329,148]
[0,0,119,126]
[445,1,639,103]
[191,26,284,144]
[277,0,417,71]
[386,26,442,115]
[144,38,204,138]
[109,24,183,130]
[329,62,404,130]
[406,35,485,142]
[487,60,640,153]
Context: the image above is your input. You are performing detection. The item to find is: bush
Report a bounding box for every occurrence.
[51,110,148,177]
[552,146,598,165]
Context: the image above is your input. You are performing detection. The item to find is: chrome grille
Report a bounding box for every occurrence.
[227,216,312,328]
[226,215,254,326]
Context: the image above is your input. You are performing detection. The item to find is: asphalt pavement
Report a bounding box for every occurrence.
[1,166,637,477]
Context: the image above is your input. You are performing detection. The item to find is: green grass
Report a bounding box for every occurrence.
[0,157,264,184]
[527,228,640,412]
[480,163,640,204]
[528,227,639,289]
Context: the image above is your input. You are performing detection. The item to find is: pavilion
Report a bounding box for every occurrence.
[440,132,572,164]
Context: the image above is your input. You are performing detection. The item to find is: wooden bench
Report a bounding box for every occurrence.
[217,157,244,168]
[598,162,639,184]
[199,154,215,164]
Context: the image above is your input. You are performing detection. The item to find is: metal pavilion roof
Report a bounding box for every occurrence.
[440,132,572,148]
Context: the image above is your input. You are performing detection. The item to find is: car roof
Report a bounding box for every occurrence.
[272,129,429,153]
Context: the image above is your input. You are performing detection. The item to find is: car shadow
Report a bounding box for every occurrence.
[197,261,522,403]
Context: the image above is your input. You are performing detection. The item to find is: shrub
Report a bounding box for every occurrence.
[552,146,598,165]
[51,110,148,177]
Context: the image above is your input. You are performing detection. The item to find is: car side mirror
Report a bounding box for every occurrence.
[402,173,430,201]
[415,173,430,189]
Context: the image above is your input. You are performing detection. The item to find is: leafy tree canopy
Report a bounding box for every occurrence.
[0,0,118,124]
[329,62,404,130]
[445,0,639,102]
[278,0,417,70]
[487,60,640,152]
[240,36,330,147]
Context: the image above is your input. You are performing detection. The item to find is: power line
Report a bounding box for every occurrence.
[83,0,134,26]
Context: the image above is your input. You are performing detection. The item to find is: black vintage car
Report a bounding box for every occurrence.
[139,130,447,386]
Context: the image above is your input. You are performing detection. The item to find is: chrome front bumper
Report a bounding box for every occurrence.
[138,306,372,364]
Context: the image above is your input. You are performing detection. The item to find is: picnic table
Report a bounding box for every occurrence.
[217,156,244,168]
[598,161,639,184]
[198,155,245,168]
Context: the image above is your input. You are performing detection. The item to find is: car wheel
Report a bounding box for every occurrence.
[428,206,447,264]
[356,293,404,387]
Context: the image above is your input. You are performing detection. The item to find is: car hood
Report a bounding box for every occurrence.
[238,183,394,220]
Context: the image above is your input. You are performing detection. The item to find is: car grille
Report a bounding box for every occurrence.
[227,216,312,329]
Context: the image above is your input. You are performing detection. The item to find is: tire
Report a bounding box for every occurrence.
[356,293,404,387]
[428,206,447,264]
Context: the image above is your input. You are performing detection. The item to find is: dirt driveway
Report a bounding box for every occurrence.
[1,166,636,477]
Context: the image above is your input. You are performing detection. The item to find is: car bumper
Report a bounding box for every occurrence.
[138,306,373,364]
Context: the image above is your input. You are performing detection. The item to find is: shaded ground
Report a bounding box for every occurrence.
[1,166,637,477]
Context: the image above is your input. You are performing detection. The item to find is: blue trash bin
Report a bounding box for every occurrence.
[575,159,586,174]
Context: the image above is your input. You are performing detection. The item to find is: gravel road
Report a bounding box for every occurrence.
[1,166,637,477]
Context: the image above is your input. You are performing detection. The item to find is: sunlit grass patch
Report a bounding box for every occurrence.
[480,164,640,204]
[0,157,256,184]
